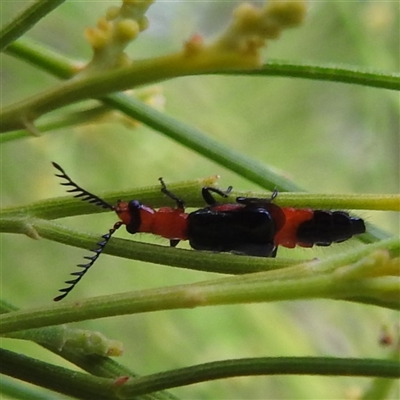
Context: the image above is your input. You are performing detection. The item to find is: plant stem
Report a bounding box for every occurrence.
[118,357,400,397]
[0,217,293,273]
[2,189,398,222]
[0,348,116,400]
[0,0,66,51]
[0,300,177,400]
[2,41,399,133]
[231,61,400,91]
[0,237,398,334]
[102,93,302,191]
[4,37,75,78]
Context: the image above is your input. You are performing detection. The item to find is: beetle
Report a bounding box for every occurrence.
[52,162,365,301]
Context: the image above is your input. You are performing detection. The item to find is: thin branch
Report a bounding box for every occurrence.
[0,0,66,51]
[118,357,400,397]
[0,348,116,400]
[0,300,178,400]
[2,41,399,134]
[2,347,398,399]
[0,236,398,335]
[227,61,400,91]
[3,189,398,222]
[4,37,76,79]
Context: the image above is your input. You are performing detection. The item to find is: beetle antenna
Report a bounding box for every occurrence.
[52,162,114,210]
[54,222,122,301]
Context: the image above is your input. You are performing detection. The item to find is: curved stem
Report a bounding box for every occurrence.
[2,190,398,222]
[2,347,398,399]
[0,348,116,400]
[118,357,400,397]
[2,40,399,133]
[0,300,177,400]
[229,61,400,91]
[0,217,293,274]
[0,49,260,133]
[0,237,398,335]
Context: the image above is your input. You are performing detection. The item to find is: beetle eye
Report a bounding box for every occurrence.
[128,200,141,211]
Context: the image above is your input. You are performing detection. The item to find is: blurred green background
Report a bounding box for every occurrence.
[1,1,399,399]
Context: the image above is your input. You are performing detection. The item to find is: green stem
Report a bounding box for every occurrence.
[4,37,75,79]
[0,105,112,144]
[0,300,177,400]
[230,61,400,91]
[2,189,398,222]
[0,48,260,132]
[0,237,398,334]
[0,277,327,334]
[362,353,400,400]
[0,176,221,220]
[0,375,57,400]
[0,0,66,51]
[3,347,398,399]
[118,357,400,397]
[0,348,116,400]
[2,41,399,133]
[0,217,293,274]
[2,187,396,248]
[102,93,299,192]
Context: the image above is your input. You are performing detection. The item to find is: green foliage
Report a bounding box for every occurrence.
[1,1,399,399]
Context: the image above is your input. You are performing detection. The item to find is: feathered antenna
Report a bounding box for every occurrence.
[52,162,114,210]
[52,162,119,301]
[53,222,122,301]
